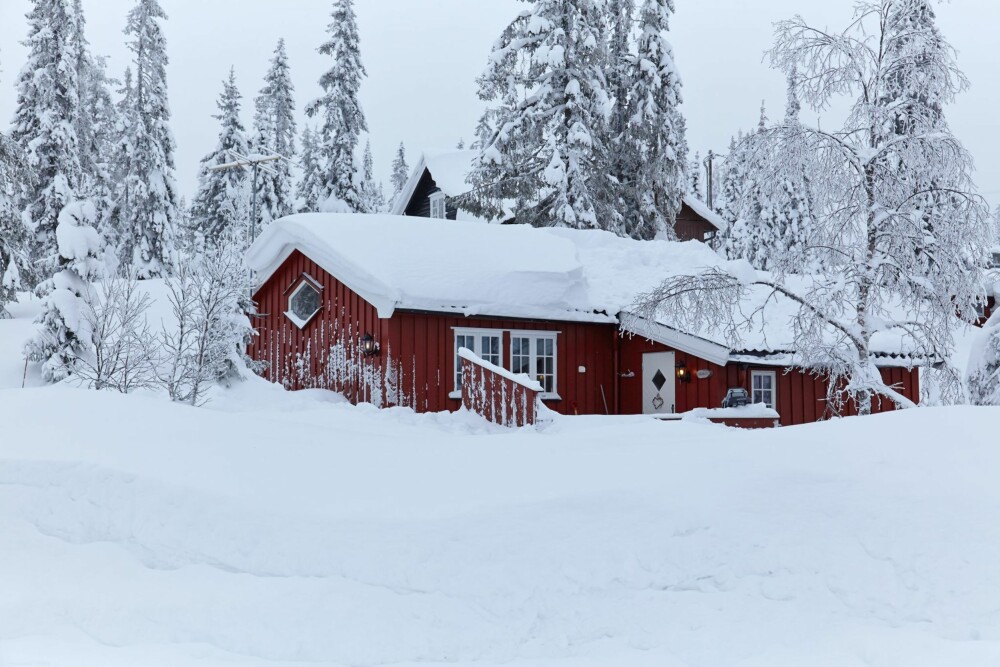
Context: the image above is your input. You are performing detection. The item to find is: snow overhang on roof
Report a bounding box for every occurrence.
[621,314,731,366]
[246,213,610,322]
[682,195,728,232]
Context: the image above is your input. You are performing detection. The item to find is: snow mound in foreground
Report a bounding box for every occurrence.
[2,380,1000,666]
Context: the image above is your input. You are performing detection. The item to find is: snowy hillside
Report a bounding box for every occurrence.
[2,298,1000,666]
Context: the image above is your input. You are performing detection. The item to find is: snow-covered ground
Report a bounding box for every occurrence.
[3,296,1000,666]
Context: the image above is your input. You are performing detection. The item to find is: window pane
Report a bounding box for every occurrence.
[512,336,529,375]
[290,284,321,321]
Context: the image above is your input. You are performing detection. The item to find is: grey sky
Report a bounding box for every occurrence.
[1,0,997,207]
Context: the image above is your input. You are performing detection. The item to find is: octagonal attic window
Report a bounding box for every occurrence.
[286,281,321,329]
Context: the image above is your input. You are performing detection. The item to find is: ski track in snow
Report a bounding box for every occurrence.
[2,297,1000,666]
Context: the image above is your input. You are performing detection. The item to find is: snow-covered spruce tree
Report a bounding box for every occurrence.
[358,140,385,213]
[191,68,251,247]
[634,0,992,416]
[295,126,324,213]
[120,0,179,278]
[620,0,688,240]
[252,39,297,227]
[0,129,31,315]
[687,151,702,200]
[105,66,135,262]
[25,201,106,382]
[390,142,409,197]
[467,0,612,230]
[967,309,1000,406]
[11,0,83,285]
[69,0,118,227]
[306,0,368,212]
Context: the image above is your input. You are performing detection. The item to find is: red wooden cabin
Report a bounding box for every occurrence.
[246,214,920,426]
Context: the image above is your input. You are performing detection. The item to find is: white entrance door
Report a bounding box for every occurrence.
[642,352,676,415]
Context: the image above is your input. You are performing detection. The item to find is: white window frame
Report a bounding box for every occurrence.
[285,280,322,329]
[508,330,559,400]
[429,191,447,219]
[452,328,504,396]
[750,370,777,409]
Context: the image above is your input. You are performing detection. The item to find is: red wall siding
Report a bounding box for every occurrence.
[249,250,390,404]
[391,311,618,415]
[618,334,920,426]
[251,252,919,424]
[250,252,619,414]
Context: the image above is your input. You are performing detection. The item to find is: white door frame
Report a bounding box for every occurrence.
[642,351,676,415]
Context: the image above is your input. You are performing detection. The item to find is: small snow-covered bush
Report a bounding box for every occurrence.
[968,311,1000,406]
[75,276,157,392]
[158,241,255,405]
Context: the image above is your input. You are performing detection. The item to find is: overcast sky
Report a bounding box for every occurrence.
[1,0,997,208]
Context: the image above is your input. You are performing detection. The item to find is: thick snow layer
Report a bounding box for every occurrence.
[248,214,928,360]
[3,304,1000,665]
[247,214,599,321]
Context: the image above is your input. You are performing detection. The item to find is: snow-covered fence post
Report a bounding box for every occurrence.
[459,347,541,428]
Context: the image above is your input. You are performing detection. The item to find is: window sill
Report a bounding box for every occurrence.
[284,310,320,330]
[448,390,462,400]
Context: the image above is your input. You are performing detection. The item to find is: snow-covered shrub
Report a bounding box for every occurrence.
[968,311,1000,405]
[26,201,106,381]
[75,276,157,392]
[158,241,255,405]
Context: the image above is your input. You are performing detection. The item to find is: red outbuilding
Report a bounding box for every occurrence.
[245,213,921,426]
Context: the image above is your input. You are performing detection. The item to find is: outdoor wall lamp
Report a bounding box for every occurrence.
[361,332,380,357]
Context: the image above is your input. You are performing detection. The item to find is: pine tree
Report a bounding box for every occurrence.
[688,151,702,200]
[358,140,385,213]
[120,0,178,278]
[69,0,118,218]
[26,201,106,381]
[295,126,324,213]
[192,68,251,248]
[306,0,368,211]
[468,0,612,229]
[252,39,297,227]
[390,142,409,197]
[11,0,83,285]
[0,128,31,315]
[621,0,688,239]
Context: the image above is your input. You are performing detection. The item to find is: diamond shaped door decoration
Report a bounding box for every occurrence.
[651,369,667,391]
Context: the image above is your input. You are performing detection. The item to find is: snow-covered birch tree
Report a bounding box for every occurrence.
[11,0,83,284]
[306,0,368,212]
[120,0,179,278]
[467,0,612,229]
[192,68,251,247]
[634,0,993,416]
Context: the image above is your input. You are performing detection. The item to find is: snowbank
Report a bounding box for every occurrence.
[3,303,1000,665]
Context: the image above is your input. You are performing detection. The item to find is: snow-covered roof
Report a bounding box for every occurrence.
[682,195,728,232]
[390,150,727,232]
[390,150,478,216]
[247,213,920,364]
